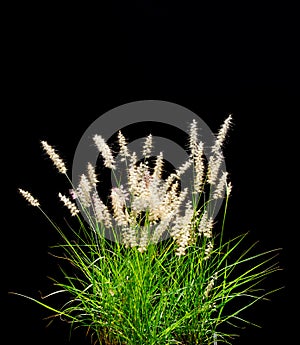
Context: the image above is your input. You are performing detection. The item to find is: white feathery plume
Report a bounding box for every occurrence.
[58,193,79,216]
[226,181,233,197]
[87,162,98,188]
[213,171,228,199]
[77,174,92,207]
[41,141,67,174]
[131,161,151,199]
[169,187,188,215]
[147,178,164,222]
[118,131,130,161]
[193,141,205,193]
[213,114,232,153]
[111,187,129,226]
[198,210,214,238]
[131,195,149,214]
[142,134,153,158]
[171,201,194,256]
[92,191,112,228]
[207,150,223,185]
[189,119,198,157]
[128,152,139,195]
[175,159,192,177]
[19,188,40,207]
[159,185,188,227]
[113,186,129,204]
[162,173,178,195]
[93,134,116,169]
[153,152,164,179]
[161,180,179,212]
[204,241,213,260]
[208,115,232,185]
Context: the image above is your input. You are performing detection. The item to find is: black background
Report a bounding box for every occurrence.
[5,2,297,344]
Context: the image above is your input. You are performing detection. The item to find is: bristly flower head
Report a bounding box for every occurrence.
[118,131,130,161]
[19,188,40,207]
[111,187,130,226]
[189,119,198,157]
[193,141,205,193]
[87,162,98,187]
[198,210,214,238]
[206,115,232,185]
[58,193,79,216]
[41,141,67,174]
[226,181,233,197]
[92,191,112,228]
[76,174,92,208]
[213,171,228,199]
[93,134,116,169]
[142,134,153,158]
[213,114,232,153]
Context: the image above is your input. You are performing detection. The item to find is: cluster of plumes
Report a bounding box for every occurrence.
[19,116,232,258]
[71,115,231,255]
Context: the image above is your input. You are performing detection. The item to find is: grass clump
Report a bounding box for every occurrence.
[15,115,281,344]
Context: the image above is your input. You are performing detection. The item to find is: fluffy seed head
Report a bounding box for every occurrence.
[204,241,213,260]
[215,115,232,149]
[213,171,228,199]
[198,210,214,238]
[19,188,40,207]
[92,191,112,228]
[153,152,164,179]
[93,134,116,169]
[128,152,139,195]
[226,181,233,197]
[41,141,67,174]
[118,131,130,161]
[207,150,223,185]
[189,119,198,157]
[87,162,98,187]
[193,141,205,193]
[111,187,129,226]
[176,159,192,178]
[58,193,79,216]
[171,201,194,256]
[76,174,92,207]
[142,134,153,158]
[207,115,232,185]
